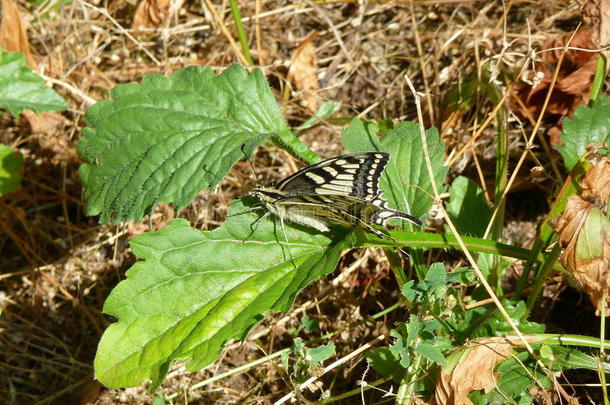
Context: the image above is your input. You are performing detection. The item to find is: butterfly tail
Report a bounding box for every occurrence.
[374,209,423,227]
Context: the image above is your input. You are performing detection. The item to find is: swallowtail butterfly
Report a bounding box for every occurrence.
[249,152,422,239]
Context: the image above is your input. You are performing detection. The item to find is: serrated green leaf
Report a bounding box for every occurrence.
[94,199,352,388]
[424,262,446,287]
[475,300,545,339]
[78,65,288,223]
[401,280,417,302]
[365,347,403,379]
[405,314,421,347]
[446,267,476,285]
[0,144,23,196]
[548,346,608,372]
[556,94,610,170]
[414,343,447,367]
[446,176,491,237]
[389,329,411,368]
[0,51,68,117]
[342,118,447,222]
[301,314,319,332]
[341,118,382,152]
[306,342,335,366]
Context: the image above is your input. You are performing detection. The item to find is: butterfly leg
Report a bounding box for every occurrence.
[227,203,265,218]
[277,214,297,269]
[243,211,271,242]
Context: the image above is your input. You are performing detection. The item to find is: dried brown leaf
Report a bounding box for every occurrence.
[514,29,598,144]
[0,0,34,67]
[581,155,610,210]
[435,336,527,405]
[553,195,610,315]
[132,0,183,34]
[582,0,610,60]
[287,32,321,113]
[21,110,65,134]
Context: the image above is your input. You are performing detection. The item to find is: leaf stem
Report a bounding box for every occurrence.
[599,299,609,405]
[384,247,408,287]
[524,243,562,317]
[589,54,607,103]
[229,0,253,65]
[271,128,322,165]
[490,94,508,291]
[358,231,552,265]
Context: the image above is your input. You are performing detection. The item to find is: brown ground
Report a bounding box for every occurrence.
[0,1,606,404]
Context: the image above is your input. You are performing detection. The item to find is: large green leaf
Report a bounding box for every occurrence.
[0,144,23,196]
[446,176,491,237]
[0,51,68,117]
[556,94,610,171]
[78,65,289,223]
[342,118,447,222]
[94,200,352,389]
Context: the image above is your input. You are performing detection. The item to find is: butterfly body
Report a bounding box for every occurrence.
[249,152,422,238]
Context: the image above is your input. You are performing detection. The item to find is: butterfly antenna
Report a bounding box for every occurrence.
[241,144,261,186]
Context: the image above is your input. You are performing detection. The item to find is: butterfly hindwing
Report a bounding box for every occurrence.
[275,152,389,201]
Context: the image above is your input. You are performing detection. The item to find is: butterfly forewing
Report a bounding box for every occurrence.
[275,152,389,201]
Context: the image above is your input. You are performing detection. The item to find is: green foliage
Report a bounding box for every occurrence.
[0,51,67,117]
[447,299,545,344]
[88,65,449,389]
[0,144,23,196]
[295,101,341,133]
[446,176,492,237]
[372,264,471,384]
[444,67,496,112]
[300,314,319,332]
[402,263,474,315]
[306,342,335,366]
[85,64,605,399]
[469,351,551,405]
[342,118,447,221]
[94,202,351,388]
[474,344,610,404]
[365,347,402,379]
[556,94,610,170]
[281,338,335,383]
[78,65,287,223]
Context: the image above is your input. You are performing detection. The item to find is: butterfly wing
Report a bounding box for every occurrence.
[275,152,389,201]
[275,194,421,237]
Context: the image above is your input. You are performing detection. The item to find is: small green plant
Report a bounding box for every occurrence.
[0,51,67,117]
[0,144,23,196]
[79,65,610,402]
[0,50,67,196]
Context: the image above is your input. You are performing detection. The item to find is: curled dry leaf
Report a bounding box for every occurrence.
[581,154,610,210]
[0,0,34,67]
[514,29,598,145]
[553,195,610,316]
[436,336,532,405]
[132,0,184,34]
[581,0,610,60]
[287,32,321,113]
[21,110,65,134]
